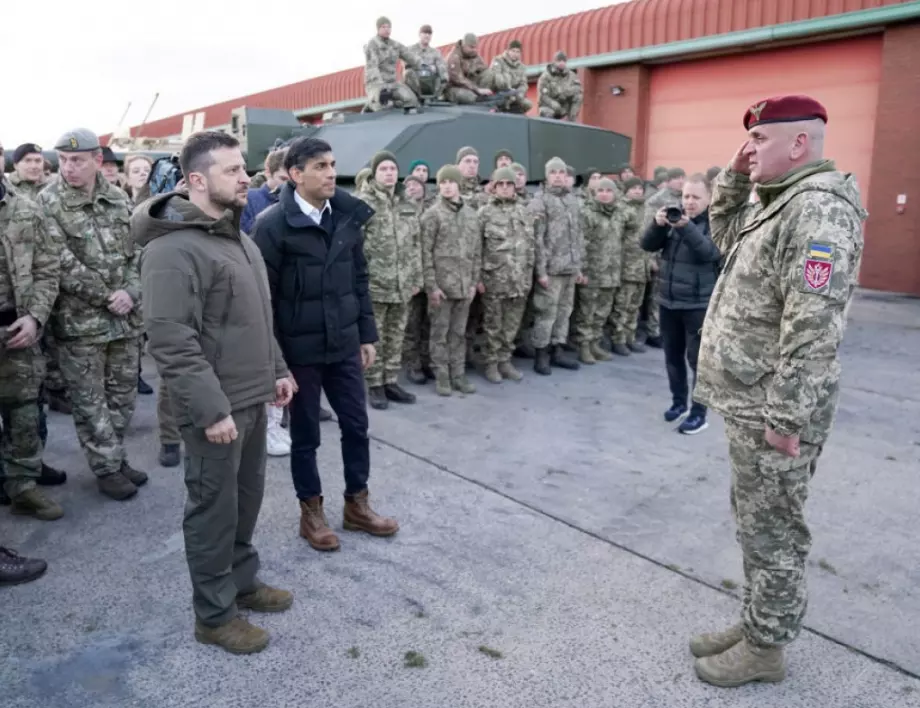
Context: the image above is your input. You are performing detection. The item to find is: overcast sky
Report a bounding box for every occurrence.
[1,0,627,148]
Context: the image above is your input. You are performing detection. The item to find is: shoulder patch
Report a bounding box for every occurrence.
[807,241,834,261]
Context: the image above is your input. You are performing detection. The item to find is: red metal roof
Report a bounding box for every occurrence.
[112,0,911,141]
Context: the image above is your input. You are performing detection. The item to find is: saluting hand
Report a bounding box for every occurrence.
[730,140,753,176]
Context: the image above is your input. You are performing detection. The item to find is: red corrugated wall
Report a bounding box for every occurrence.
[111,0,912,140]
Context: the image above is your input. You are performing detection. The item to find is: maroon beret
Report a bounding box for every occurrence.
[743,95,828,131]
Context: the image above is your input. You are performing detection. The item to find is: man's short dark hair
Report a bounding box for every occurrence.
[284,138,333,172]
[179,131,240,176]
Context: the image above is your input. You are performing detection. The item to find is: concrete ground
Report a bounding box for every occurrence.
[2,290,918,708]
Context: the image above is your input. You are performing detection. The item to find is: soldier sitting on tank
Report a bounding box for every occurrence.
[443,34,493,104]
[488,40,533,114]
[364,16,421,111]
[405,24,448,103]
[538,51,584,121]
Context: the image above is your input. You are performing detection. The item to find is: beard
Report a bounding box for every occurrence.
[209,184,247,211]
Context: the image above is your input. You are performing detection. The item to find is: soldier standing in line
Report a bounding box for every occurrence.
[456,147,487,209]
[478,167,534,384]
[488,40,533,114]
[510,162,531,205]
[528,157,585,374]
[607,177,648,355]
[405,24,448,101]
[39,129,147,501]
[0,177,64,520]
[421,166,482,396]
[364,17,421,111]
[537,52,583,121]
[443,34,494,105]
[402,175,433,385]
[691,96,865,687]
[495,151,514,171]
[8,144,47,200]
[359,151,422,410]
[572,178,637,365]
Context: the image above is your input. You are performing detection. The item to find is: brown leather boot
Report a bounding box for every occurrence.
[343,489,399,537]
[299,497,340,551]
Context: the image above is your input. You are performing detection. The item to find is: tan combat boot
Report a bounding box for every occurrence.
[694,638,786,687]
[498,361,523,381]
[484,363,502,384]
[435,372,452,396]
[451,375,476,395]
[299,497,340,551]
[591,341,613,361]
[97,472,137,501]
[10,488,63,521]
[689,623,744,657]
[195,616,269,655]
[343,489,399,536]
[237,583,293,613]
[578,342,596,365]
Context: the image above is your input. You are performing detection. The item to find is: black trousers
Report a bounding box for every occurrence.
[289,351,370,500]
[660,305,707,417]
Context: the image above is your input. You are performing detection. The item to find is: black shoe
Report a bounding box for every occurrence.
[513,343,535,359]
[137,376,154,395]
[664,404,688,423]
[561,342,577,353]
[159,443,181,468]
[48,393,72,414]
[534,348,551,376]
[628,341,647,353]
[646,336,663,349]
[368,386,389,410]
[0,547,47,586]
[38,463,67,486]
[422,366,436,381]
[679,414,709,435]
[406,368,427,385]
[319,406,333,422]
[384,383,416,404]
[550,345,580,370]
[0,486,9,506]
[611,343,631,357]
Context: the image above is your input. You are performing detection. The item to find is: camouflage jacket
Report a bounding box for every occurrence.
[537,66,583,105]
[420,196,481,299]
[479,195,535,298]
[580,198,636,289]
[620,197,649,283]
[515,188,532,206]
[695,161,867,444]
[39,173,142,342]
[446,44,488,90]
[359,180,422,303]
[8,173,46,201]
[364,36,418,91]
[0,187,61,328]
[460,178,488,211]
[408,43,448,80]
[489,53,527,96]
[528,186,584,278]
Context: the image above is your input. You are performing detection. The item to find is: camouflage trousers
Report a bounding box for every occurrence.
[365,301,410,387]
[42,328,67,394]
[573,286,615,344]
[0,337,44,497]
[531,274,576,349]
[465,293,484,364]
[482,294,528,364]
[514,288,537,347]
[158,377,180,445]
[497,96,534,114]
[59,336,140,478]
[443,70,494,105]
[640,272,661,339]
[726,420,822,647]
[608,282,646,345]
[402,292,431,373]
[538,96,583,121]
[367,82,419,111]
[429,297,472,378]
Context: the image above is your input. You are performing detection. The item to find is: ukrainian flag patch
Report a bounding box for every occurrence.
[807,242,834,261]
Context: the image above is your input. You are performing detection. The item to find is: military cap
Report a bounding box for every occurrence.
[622,176,644,192]
[565,165,575,176]
[408,159,430,174]
[54,128,100,152]
[491,167,517,183]
[494,149,513,166]
[403,175,425,187]
[554,51,567,62]
[456,146,478,162]
[544,157,567,174]
[597,177,617,191]
[371,150,398,173]
[12,143,42,164]
[376,16,391,29]
[509,162,526,174]
[667,167,686,180]
[462,33,478,47]
[437,165,463,184]
[100,146,119,164]
[508,39,522,50]
[743,94,828,131]
[419,24,432,34]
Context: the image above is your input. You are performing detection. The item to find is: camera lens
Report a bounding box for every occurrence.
[666,206,682,223]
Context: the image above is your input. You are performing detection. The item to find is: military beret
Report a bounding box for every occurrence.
[565,165,575,176]
[12,143,42,164]
[544,157,567,174]
[437,165,463,185]
[456,146,478,162]
[494,149,513,166]
[419,24,432,34]
[509,162,526,174]
[408,159,430,174]
[667,167,686,180]
[54,128,100,153]
[597,178,617,191]
[376,16,391,29]
[403,175,425,187]
[622,177,644,192]
[743,94,828,131]
[509,39,522,50]
[491,167,517,183]
[100,146,119,164]
[462,33,478,47]
[554,51,567,62]
[371,150,398,173]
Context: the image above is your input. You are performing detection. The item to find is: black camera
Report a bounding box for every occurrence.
[665,206,684,224]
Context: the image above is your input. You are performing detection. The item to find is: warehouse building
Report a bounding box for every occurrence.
[108,0,920,296]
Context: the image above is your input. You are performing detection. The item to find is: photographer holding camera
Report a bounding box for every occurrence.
[640,173,720,435]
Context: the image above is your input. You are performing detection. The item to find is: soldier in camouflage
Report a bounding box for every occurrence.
[573,178,637,365]
[488,40,533,114]
[364,17,421,111]
[421,165,482,396]
[0,180,64,520]
[8,144,47,201]
[359,151,423,409]
[510,162,531,206]
[537,52,583,121]
[443,34,494,105]
[691,96,866,688]
[528,157,585,374]
[456,147,487,210]
[494,150,514,170]
[401,175,433,385]
[405,24,448,101]
[39,129,147,501]
[478,167,535,384]
[607,177,648,355]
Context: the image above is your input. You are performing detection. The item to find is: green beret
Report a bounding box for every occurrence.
[491,167,517,183]
[371,150,398,174]
[376,16,391,29]
[408,159,430,174]
[437,165,463,185]
[456,146,478,162]
[54,128,100,153]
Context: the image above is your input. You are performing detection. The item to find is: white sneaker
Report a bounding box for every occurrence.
[266,407,291,456]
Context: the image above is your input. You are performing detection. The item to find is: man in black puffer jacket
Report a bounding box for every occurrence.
[641,173,721,435]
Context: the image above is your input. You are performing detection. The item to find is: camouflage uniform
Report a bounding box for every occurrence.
[38,173,143,480]
[478,194,535,365]
[573,198,636,345]
[405,43,448,100]
[696,160,866,648]
[402,197,431,375]
[537,65,583,120]
[641,186,683,340]
[421,196,481,381]
[8,173,45,202]
[489,52,533,114]
[359,180,422,387]
[608,196,647,346]
[0,189,60,498]
[444,42,492,105]
[364,35,420,110]
[528,186,584,349]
